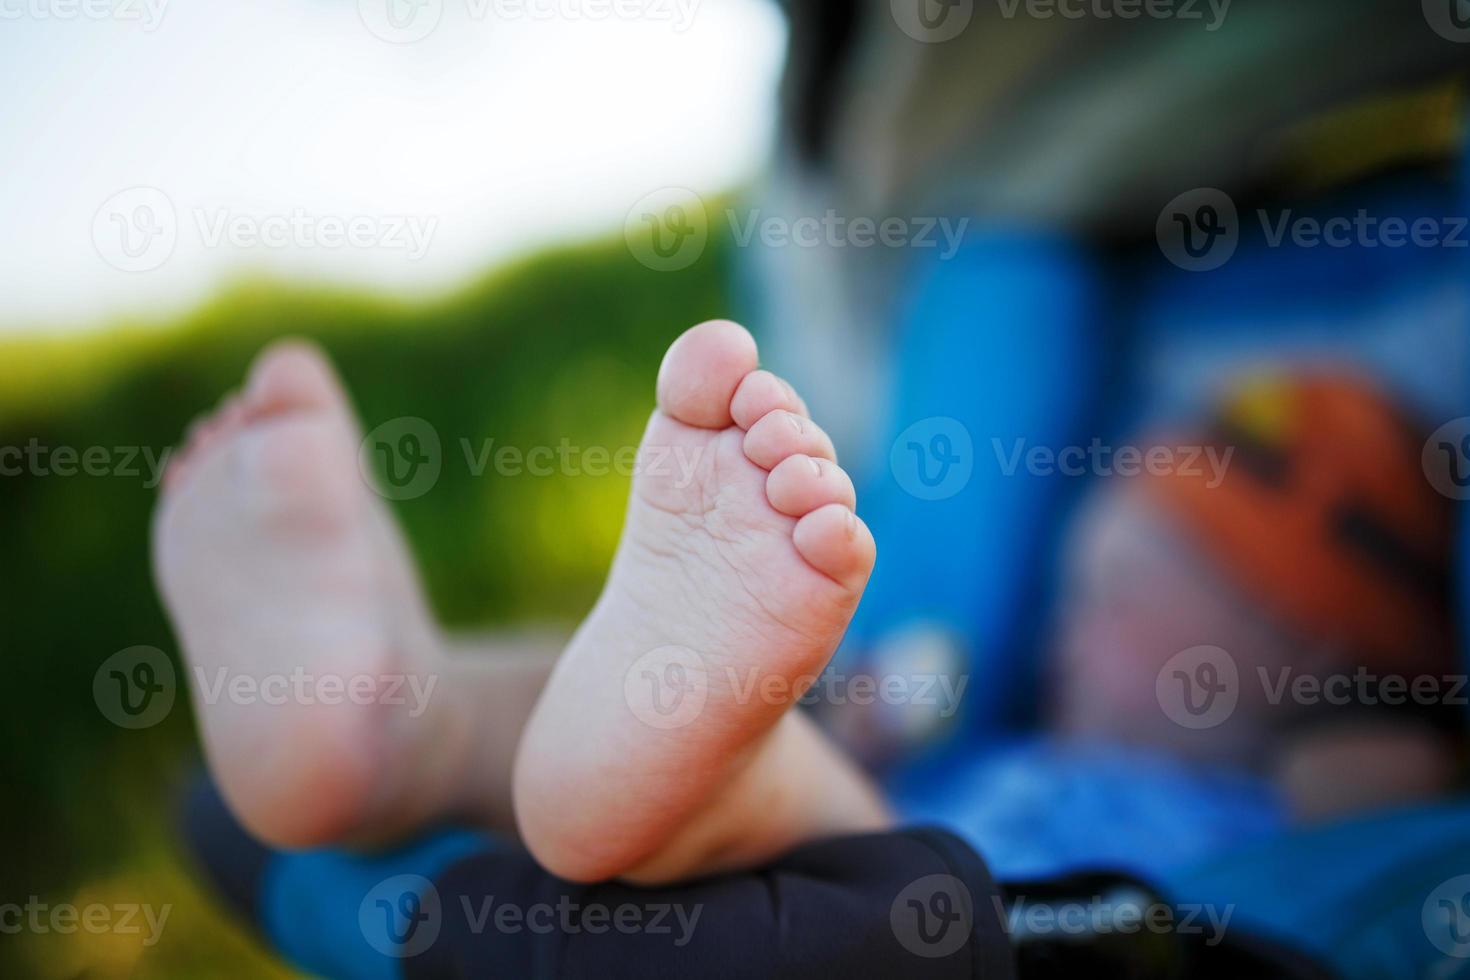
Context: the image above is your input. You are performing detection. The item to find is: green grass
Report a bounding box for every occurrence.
[0,226,730,978]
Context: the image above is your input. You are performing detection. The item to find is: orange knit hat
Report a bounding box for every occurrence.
[1143,372,1453,676]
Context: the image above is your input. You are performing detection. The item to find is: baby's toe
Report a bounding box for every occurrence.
[730,369,808,430]
[655,320,759,429]
[743,410,836,470]
[793,504,875,591]
[162,393,246,494]
[243,338,349,419]
[766,454,856,517]
[204,393,248,447]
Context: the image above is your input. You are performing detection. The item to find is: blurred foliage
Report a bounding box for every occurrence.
[0,228,728,977]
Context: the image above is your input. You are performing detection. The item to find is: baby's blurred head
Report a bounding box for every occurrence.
[1052,373,1461,817]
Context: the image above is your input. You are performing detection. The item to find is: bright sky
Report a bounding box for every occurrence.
[0,0,786,332]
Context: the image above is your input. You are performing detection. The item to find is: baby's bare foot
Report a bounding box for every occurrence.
[153,341,450,847]
[513,320,878,882]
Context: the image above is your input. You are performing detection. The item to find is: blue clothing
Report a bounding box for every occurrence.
[1165,802,1470,979]
[889,740,1284,883]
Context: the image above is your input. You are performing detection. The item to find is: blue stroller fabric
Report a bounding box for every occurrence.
[823,145,1470,974]
[839,229,1111,738]
[1163,801,1470,979]
[859,163,1470,877]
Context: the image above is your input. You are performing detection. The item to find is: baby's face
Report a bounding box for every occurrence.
[1050,485,1302,770]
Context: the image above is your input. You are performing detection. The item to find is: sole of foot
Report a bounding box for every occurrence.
[513,320,876,882]
[152,341,446,848]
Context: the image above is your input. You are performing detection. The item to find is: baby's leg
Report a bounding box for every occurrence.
[515,321,891,885]
[155,332,890,880]
[154,342,554,846]
[619,710,892,884]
